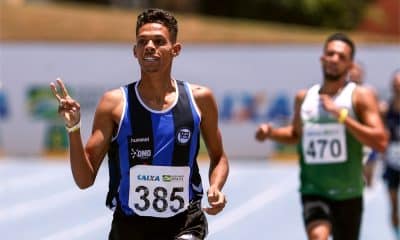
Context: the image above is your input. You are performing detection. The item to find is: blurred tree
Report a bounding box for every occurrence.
[51,0,110,5]
[359,0,400,35]
[200,0,373,30]
[46,0,372,29]
[49,0,199,11]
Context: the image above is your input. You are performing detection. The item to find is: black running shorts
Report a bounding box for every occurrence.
[301,194,363,240]
[108,200,207,240]
[383,166,400,189]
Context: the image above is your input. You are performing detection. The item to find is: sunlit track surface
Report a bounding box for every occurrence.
[0,158,394,240]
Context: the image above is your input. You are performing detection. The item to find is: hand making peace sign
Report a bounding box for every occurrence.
[50,78,81,127]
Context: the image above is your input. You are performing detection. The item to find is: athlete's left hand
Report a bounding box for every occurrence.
[319,94,340,118]
[203,185,227,215]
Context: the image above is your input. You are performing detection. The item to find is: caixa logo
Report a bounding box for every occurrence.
[0,87,9,119]
[137,174,160,181]
[130,148,152,160]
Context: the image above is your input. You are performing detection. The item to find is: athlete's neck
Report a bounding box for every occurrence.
[320,79,348,96]
[139,75,174,91]
[137,77,177,110]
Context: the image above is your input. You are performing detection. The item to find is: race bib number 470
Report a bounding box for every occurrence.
[302,123,347,164]
[129,165,190,218]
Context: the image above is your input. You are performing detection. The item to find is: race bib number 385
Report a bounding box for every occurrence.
[302,123,347,164]
[129,165,190,218]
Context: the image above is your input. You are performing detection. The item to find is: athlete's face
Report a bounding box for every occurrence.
[134,23,181,73]
[348,63,364,85]
[321,40,353,82]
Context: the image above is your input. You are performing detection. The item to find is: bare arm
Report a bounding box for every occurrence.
[255,90,306,144]
[192,84,229,215]
[50,79,121,189]
[320,86,388,152]
[351,86,388,151]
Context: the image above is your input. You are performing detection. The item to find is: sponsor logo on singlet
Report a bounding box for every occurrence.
[130,137,150,143]
[176,128,191,145]
[130,148,152,160]
[128,136,152,160]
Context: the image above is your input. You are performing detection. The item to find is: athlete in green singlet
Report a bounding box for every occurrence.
[255,33,388,240]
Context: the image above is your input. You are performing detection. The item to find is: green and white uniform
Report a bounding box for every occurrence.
[298,82,363,200]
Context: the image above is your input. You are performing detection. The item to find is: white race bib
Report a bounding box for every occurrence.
[303,123,347,164]
[387,143,400,168]
[129,165,190,218]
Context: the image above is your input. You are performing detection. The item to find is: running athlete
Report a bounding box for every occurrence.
[50,8,229,240]
[255,33,388,240]
[382,70,400,239]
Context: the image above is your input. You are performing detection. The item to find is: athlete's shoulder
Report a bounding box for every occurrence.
[98,88,124,111]
[102,88,123,101]
[295,89,308,103]
[353,84,377,103]
[189,83,214,100]
[353,83,376,95]
[188,83,216,116]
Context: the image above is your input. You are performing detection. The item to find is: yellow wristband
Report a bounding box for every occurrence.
[338,109,348,123]
[66,121,81,133]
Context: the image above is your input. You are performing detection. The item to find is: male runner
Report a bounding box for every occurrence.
[50,8,229,240]
[255,33,388,240]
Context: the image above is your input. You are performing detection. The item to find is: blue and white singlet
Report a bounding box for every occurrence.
[106,79,203,218]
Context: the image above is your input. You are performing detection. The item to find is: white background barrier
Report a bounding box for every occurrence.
[0,43,399,158]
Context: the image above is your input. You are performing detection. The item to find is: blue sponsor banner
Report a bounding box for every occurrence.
[0,84,9,152]
[0,87,9,119]
[219,91,291,124]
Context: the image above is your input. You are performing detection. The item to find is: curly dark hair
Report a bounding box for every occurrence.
[136,8,178,43]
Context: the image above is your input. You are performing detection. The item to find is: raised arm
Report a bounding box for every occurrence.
[320,86,388,152]
[192,84,229,215]
[50,78,121,189]
[255,90,306,144]
[351,86,388,151]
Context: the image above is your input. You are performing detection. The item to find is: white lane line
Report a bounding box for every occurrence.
[364,180,384,205]
[41,214,111,240]
[41,169,244,240]
[208,174,297,236]
[0,171,68,194]
[0,180,106,222]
